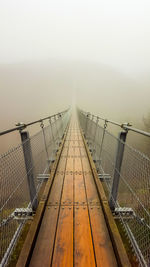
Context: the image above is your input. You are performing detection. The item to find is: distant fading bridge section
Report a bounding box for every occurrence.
[0,108,150,267]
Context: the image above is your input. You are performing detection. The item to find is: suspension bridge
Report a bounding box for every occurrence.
[0,109,150,266]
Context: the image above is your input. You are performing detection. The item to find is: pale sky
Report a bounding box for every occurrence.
[0,0,150,74]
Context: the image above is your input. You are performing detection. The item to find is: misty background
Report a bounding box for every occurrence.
[0,0,150,154]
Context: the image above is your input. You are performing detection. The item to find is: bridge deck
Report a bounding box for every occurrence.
[17,116,129,267]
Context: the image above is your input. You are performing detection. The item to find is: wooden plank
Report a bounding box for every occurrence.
[47,157,67,205]
[61,158,74,205]
[74,147,80,156]
[74,140,80,146]
[68,141,75,147]
[74,157,82,171]
[74,173,86,204]
[16,127,68,267]
[64,140,70,146]
[17,118,130,267]
[80,129,131,267]
[74,206,96,267]
[68,145,74,157]
[89,206,117,267]
[74,156,87,204]
[82,158,100,204]
[80,147,87,157]
[29,206,59,267]
[102,202,131,267]
[16,202,45,267]
[47,172,64,205]
[61,173,73,204]
[61,146,68,156]
[52,207,73,267]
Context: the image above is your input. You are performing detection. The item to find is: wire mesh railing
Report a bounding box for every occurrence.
[78,109,150,267]
[0,109,70,266]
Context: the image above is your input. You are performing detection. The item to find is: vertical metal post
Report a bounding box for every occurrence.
[93,117,99,160]
[59,113,64,139]
[90,115,94,141]
[109,130,128,210]
[49,117,56,162]
[40,121,49,161]
[20,131,38,211]
[93,117,99,142]
[83,112,86,130]
[54,115,60,142]
[85,113,90,139]
[99,119,108,162]
[89,114,95,151]
[81,112,85,130]
[49,117,55,143]
[62,112,66,136]
[63,111,67,131]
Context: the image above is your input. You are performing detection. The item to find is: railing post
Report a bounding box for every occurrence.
[40,120,49,161]
[93,116,99,160]
[93,116,99,141]
[49,117,55,145]
[20,130,38,211]
[85,113,90,139]
[90,114,94,141]
[99,119,108,162]
[54,115,60,142]
[109,129,128,210]
[59,113,64,139]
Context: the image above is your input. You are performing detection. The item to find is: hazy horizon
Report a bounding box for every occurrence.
[0,0,150,154]
[0,0,150,73]
[1,59,150,129]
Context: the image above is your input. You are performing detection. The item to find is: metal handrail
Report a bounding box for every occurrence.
[78,108,150,266]
[79,109,150,137]
[0,108,69,136]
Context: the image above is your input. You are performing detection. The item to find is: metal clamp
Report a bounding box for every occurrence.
[40,120,44,128]
[37,173,50,182]
[104,119,108,129]
[14,208,33,221]
[121,122,132,132]
[113,207,135,220]
[16,122,26,132]
[98,173,111,182]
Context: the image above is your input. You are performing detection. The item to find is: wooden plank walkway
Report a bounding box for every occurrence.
[17,116,130,267]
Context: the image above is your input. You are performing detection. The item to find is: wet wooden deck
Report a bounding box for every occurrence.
[17,116,130,267]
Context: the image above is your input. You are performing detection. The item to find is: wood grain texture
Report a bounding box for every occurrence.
[17,115,130,267]
[74,206,96,267]
[82,158,100,204]
[52,207,73,267]
[61,155,74,205]
[89,206,118,267]
[29,206,59,267]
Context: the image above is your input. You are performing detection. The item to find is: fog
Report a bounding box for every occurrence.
[0,0,150,153]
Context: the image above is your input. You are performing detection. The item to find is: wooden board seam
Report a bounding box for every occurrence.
[79,127,131,267]
[16,123,70,267]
